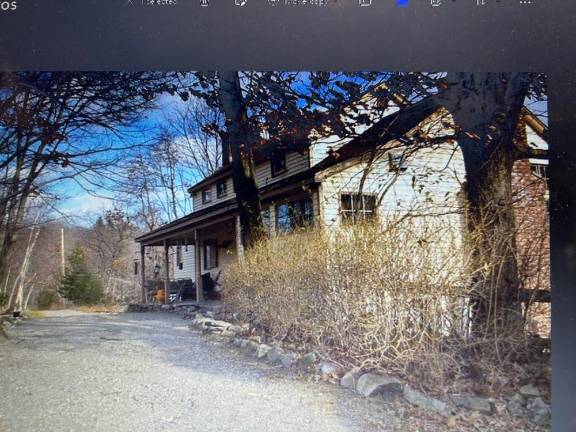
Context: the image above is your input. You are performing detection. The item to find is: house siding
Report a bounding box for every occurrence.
[191,150,310,212]
[255,150,310,188]
[171,246,195,280]
[319,142,466,230]
[192,176,234,212]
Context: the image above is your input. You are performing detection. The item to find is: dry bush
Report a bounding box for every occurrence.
[223,217,550,395]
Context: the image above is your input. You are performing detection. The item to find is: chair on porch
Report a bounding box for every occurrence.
[201,272,222,300]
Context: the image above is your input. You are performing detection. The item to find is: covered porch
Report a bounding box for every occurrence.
[135,200,243,305]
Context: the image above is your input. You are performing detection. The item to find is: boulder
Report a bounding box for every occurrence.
[519,384,540,397]
[450,394,493,414]
[280,352,298,368]
[298,352,317,370]
[403,385,455,417]
[243,340,260,354]
[318,362,340,377]
[256,344,273,359]
[340,368,362,390]
[266,347,284,364]
[526,397,551,426]
[506,393,526,417]
[227,324,243,335]
[356,373,404,400]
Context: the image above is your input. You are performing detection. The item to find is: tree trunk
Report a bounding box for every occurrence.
[217,71,264,247]
[444,73,530,337]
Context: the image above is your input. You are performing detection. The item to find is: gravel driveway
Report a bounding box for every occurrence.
[0,311,426,432]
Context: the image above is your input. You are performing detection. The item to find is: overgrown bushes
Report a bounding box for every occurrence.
[223,219,549,394]
[36,290,61,310]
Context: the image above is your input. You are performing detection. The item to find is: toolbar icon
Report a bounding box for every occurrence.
[235,0,247,5]
[200,0,209,6]
[359,0,371,6]
[431,0,442,6]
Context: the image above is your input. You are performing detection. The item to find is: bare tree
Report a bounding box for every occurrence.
[0,72,170,287]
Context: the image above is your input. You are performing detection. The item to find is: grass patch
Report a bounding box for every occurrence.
[26,310,45,319]
[76,304,122,314]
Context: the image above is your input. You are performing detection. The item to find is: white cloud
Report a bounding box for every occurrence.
[59,194,115,220]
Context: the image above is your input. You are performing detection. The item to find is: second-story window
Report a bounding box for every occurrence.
[271,150,287,177]
[216,180,227,198]
[202,189,212,204]
[388,151,408,173]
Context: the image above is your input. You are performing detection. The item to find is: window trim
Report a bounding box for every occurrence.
[202,188,212,204]
[216,180,227,198]
[275,198,313,233]
[270,150,287,177]
[340,193,377,224]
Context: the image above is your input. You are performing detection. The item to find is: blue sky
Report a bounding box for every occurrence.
[52,76,549,226]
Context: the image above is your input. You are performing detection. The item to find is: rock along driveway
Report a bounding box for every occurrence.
[0,311,424,432]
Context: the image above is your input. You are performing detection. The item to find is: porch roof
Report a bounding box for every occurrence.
[136,168,319,247]
[135,199,238,246]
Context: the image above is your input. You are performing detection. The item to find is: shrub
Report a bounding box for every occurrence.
[59,245,104,306]
[36,290,60,310]
[0,292,8,310]
[223,218,547,394]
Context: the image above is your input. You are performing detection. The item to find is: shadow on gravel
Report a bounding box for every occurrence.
[4,311,407,432]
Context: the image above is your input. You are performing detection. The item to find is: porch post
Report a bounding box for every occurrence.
[140,244,147,304]
[163,240,170,305]
[194,229,203,303]
[235,214,245,261]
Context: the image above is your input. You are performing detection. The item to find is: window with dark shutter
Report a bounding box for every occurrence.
[216,180,227,198]
[203,240,218,270]
[271,150,287,176]
[176,246,183,270]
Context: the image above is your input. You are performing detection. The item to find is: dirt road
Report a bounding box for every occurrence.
[0,311,413,432]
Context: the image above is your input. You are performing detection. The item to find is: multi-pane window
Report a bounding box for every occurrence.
[530,162,548,182]
[276,198,313,233]
[271,150,287,176]
[203,240,218,270]
[341,194,377,223]
[202,189,212,204]
[216,180,227,198]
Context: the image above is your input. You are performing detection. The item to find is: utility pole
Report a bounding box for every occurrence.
[61,228,65,275]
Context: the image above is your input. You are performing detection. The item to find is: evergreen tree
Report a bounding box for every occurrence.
[59,245,104,305]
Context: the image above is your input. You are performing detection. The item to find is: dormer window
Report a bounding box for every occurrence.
[216,180,227,198]
[202,189,212,204]
[271,150,287,177]
[388,151,407,173]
